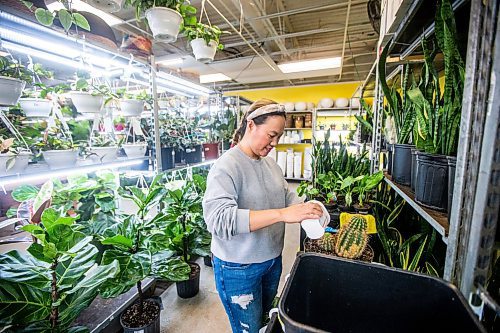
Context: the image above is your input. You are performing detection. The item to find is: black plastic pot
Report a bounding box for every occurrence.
[160,146,174,171]
[184,145,203,164]
[392,144,414,186]
[410,148,418,192]
[353,203,372,215]
[176,262,200,298]
[279,253,486,333]
[415,151,448,211]
[120,297,163,333]
[387,143,393,175]
[447,156,457,214]
[203,254,213,267]
[174,148,184,164]
[222,139,231,151]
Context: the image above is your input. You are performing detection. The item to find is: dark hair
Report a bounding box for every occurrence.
[232,98,285,144]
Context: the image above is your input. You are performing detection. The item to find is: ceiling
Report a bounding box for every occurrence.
[1,0,380,92]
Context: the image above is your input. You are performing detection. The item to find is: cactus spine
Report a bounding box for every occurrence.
[318,232,335,252]
[335,215,368,259]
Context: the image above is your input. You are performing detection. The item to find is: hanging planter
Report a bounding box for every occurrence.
[190,38,218,63]
[145,7,183,42]
[68,91,104,114]
[0,76,25,106]
[88,146,118,163]
[42,150,78,170]
[120,99,144,117]
[19,98,52,118]
[0,152,31,176]
[415,151,448,211]
[123,143,148,158]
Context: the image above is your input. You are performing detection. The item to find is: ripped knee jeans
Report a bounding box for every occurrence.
[212,255,282,333]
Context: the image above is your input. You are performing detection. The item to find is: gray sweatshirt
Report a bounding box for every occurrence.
[202,146,302,264]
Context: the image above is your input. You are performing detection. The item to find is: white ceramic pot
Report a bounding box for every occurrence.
[145,7,182,42]
[0,152,31,176]
[307,102,315,110]
[284,102,295,112]
[19,98,52,118]
[120,99,144,117]
[190,38,218,63]
[68,92,104,114]
[319,98,334,108]
[0,76,26,107]
[335,97,349,108]
[123,143,147,158]
[42,150,78,170]
[87,0,124,12]
[294,101,307,111]
[88,146,118,163]
[350,98,361,108]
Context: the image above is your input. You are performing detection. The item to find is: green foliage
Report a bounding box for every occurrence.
[335,215,368,259]
[0,56,35,83]
[354,171,384,207]
[354,98,373,141]
[22,83,69,99]
[183,22,230,50]
[23,1,91,32]
[0,207,119,331]
[124,0,197,28]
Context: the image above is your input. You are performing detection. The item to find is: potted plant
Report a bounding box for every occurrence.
[24,0,90,32]
[184,22,229,63]
[67,71,106,114]
[87,133,119,163]
[163,178,211,298]
[99,175,190,332]
[336,173,363,212]
[117,89,152,117]
[159,113,184,169]
[202,114,224,160]
[0,136,31,176]
[0,193,119,332]
[182,117,204,164]
[219,106,237,150]
[0,55,31,106]
[20,82,69,118]
[352,171,384,214]
[354,98,373,143]
[36,124,78,170]
[125,0,197,42]
[122,139,149,159]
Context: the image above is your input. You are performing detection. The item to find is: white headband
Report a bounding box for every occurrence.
[246,104,286,121]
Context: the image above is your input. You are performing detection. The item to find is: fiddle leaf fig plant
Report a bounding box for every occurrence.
[0,205,119,332]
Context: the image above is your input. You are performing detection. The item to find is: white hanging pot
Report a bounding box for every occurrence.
[68,91,104,114]
[19,98,52,118]
[123,143,147,158]
[0,76,26,107]
[0,152,31,176]
[190,38,218,63]
[120,99,144,117]
[42,150,78,170]
[145,7,182,42]
[88,146,118,163]
[85,0,124,13]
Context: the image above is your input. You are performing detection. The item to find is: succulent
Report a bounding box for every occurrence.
[335,215,368,259]
[318,232,335,252]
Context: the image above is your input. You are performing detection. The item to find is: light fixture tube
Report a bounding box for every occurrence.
[199,73,231,83]
[278,57,342,73]
[157,71,211,96]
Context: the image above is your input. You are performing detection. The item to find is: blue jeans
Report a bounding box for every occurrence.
[212,255,282,333]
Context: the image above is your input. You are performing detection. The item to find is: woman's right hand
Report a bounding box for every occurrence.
[279,202,323,223]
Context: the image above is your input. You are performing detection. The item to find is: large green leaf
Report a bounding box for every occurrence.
[34,8,54,26]
[0,250,51,288]
[99,250,151,298]
[71,12,90,31]
[0,281,51,326]
[101,235,133,250]
[151,253,190,282]
[56,243,98,292]
[47,224,86,253]
[11,185,39,202]
[33,181,53,214]
[58,8,72,31]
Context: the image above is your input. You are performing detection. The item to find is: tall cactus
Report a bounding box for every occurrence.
[335,215,368,259]
[318,232,336,252]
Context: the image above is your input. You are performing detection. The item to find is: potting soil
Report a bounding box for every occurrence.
[121,299,160,328]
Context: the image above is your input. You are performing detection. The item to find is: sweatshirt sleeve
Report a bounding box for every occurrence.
[202,165,251,241]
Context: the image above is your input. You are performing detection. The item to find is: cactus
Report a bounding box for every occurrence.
[318,232,335,252]
[335,215,368,259]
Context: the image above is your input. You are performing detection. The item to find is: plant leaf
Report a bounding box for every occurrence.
[11,185,39,202]
[35,8,54,26]
[58,9,73,32]
[72,12,90,31]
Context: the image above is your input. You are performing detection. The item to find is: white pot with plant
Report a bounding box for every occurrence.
[0,56,30,106]
[38,141,78,170]
[125,0,197,42]
[116,89,151,117]
[19,83,67,118]
[185,22,229,63]
[87,135,118,163]
[123,142,148,158]
[0,137,32,176]
[67,72,107,114]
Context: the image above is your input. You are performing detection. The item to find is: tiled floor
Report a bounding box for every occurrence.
[159,183,301,333]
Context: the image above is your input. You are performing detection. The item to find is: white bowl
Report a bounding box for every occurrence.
[319,98,334,108]
[88,146,118,163]
[43,150,78,169]
[294,102,307,111]
[19,98,52,118]
[0,76,25,107]
[0,152,31,176]
[284,102,295,111]
[335,98,349,108]
[123,143,147,158]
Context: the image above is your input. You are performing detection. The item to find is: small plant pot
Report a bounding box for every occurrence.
[87,0,124,13]
[145,7,182,42]
[184,145,202,164]
[160,146,175,170]
[68,91,104,114]
[176,262,200,299]
[174,148,184,164]
[203,142,220,160]
[203,255,213,267]
[120,297,162,333]
[123,143,148,158]
[19,98,52,118]
[88,146,118,163]
[415,151,449,211]
[190,38,218,63]
[447,156,457,215]
[0,76,25,106]
[0,152,31,176]
[42,149,78,170]
[120,99,144,117]
[353,203,372,215]
[392,143,414,186]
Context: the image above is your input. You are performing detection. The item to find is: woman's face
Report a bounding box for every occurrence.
[247,115,285,158]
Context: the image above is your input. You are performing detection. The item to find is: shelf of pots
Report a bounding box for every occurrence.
[184,22,230,63]
[125,0,197,42]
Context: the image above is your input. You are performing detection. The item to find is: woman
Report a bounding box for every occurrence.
[202,98,323,333]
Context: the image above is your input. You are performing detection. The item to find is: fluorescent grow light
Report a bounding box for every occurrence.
[199,73,232,83]
[278,57,342,73]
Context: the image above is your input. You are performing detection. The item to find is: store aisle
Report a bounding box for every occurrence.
[159,183,302,333]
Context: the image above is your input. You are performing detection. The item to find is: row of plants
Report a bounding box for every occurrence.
[1,168,211,332]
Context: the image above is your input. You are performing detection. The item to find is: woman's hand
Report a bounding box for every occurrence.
[279,202,323,223]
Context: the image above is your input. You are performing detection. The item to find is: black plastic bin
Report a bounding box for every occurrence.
[278,253,485,333]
